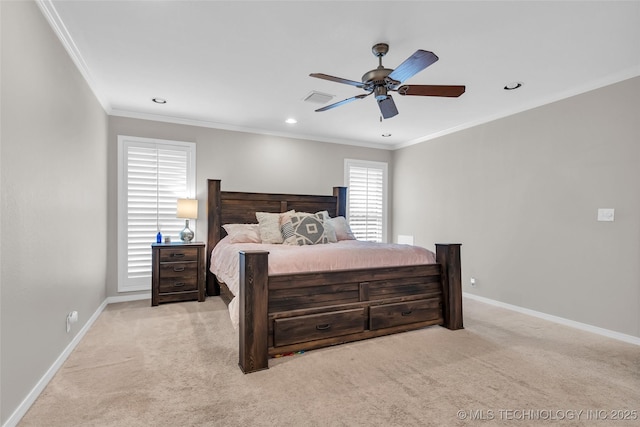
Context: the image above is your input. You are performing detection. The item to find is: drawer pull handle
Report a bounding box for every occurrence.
[401,310,413,316]
[315,323,331,331]
[172,253,185,258]
[174,282,185,287]
[173,266,185,272]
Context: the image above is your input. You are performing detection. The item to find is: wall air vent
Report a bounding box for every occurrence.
[303,91,335,104]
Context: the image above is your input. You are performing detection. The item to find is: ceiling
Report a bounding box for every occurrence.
[39,1,640,150]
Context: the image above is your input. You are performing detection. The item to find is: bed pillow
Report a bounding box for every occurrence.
[327,216,356,240]
[279,210,297,244]
[256,210,295,244]
[281,210,337,244]
[282,212,329,245]
[222,223,261,243]
[318,211,338,243]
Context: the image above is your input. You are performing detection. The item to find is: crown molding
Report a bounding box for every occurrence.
[36,0,110,111]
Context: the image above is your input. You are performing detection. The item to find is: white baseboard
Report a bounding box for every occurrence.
[106,292,151,304]
[2,292,150,427]
[463,292,640,346]
[3,298,108,427]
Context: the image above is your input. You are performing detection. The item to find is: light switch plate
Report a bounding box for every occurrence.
[597,208,615,222]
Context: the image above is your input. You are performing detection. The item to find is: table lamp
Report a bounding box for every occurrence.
[176,198,198,243]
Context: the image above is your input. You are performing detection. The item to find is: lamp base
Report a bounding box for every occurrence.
[180,219,194,243]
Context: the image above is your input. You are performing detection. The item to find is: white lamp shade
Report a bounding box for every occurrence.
[176,198,198,219]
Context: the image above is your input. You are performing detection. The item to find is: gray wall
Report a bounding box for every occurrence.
[106,117,392,297]
[392,76,640,338]
[0,1,108,423]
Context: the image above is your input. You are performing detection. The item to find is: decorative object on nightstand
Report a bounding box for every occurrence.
[151,242,205,306]
[176,198,198,243]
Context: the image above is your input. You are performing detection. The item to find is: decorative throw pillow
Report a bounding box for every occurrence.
[256,210,294,244]
[222,224,261,243]
[327,216,356,240]
[284,212,329,245]
[279,210,297,244]
[280,210,336,244]
[318,211,338,243]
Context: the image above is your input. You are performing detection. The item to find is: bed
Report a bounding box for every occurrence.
[206,179,463,373]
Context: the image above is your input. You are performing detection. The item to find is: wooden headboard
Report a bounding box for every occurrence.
[206,179,347,295]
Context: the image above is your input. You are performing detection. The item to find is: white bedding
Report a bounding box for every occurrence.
[211,237,437,328]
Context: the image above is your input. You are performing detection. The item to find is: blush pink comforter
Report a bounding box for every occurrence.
[212,237,436,298]
[211,238,437,329]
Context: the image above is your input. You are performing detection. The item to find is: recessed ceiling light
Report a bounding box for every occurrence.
[152,97,167,104]
[285,118,297,124]
[504,82,523,91]
[381,133,392,137]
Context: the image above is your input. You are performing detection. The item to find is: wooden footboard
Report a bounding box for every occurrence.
[238,244,462,374]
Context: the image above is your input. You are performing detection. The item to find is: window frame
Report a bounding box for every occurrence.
[117,135,196,292]
[344,158,388,243]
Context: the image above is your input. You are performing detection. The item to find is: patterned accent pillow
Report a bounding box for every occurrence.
[285,212,329,245]
[280,211,296,243]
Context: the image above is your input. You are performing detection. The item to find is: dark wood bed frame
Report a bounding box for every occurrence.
[206,179,463,373]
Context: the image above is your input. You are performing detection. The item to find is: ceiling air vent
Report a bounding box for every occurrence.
[303,91,334,104]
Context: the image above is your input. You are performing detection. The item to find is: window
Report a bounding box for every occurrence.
[117,136,196,292]
[344,159,388,243]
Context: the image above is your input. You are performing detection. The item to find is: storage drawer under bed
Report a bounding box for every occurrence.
[369,298,442,330]
[273,308,366,347]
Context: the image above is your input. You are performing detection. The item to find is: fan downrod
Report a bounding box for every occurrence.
[362,43,393,86]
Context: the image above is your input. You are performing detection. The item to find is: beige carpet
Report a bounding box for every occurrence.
[18,297,639,426]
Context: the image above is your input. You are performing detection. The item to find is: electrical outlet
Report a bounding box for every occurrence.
[66,311,78,333]
[470,277,477,287]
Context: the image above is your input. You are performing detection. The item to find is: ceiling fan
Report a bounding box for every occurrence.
[310,43,465,119]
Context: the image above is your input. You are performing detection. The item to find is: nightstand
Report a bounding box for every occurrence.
[151,242,206,306]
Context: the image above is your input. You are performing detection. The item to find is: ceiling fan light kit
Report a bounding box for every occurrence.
[310,43,465,119]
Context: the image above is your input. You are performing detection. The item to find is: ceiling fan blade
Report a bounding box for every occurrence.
[309,73,365,88]
[397,84,466,97]
[377,95,398,119]
[387,50,439,84]
[315,93,370,112]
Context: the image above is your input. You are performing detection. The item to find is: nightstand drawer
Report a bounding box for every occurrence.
[159,261,198,278]
[158,276,199,293]
[159,247,199,263]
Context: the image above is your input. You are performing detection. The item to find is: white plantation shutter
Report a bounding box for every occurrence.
[118,136,196,292]
[345,159,388,243]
